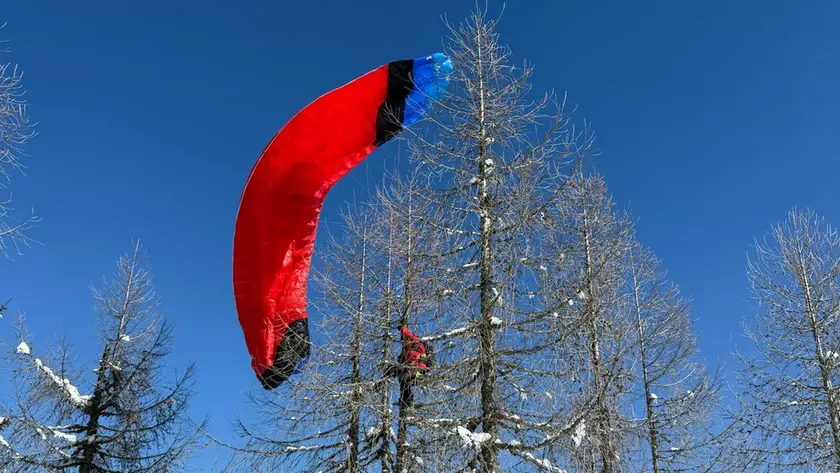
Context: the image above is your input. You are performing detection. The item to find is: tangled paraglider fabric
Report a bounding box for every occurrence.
[233,53,452,390]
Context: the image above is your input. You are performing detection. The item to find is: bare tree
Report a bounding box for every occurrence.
[548,171,634,473]
[231,172,446,473]
[732,208,840,472]
[394,8,604,473]
[231,204,380,473]
[624,240,730,473]
[372,175,445,473]
[0,242,204,472]
[228,7,731,473]
[0,23,38,258]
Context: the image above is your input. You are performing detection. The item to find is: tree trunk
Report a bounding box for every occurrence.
[632,263,661,473]
[475,24,499,473]
[379,219,396,473]
[79,345,110,473]
[583,207,615,473]
[798,256,840,469]
[347,220,368,473]
[395,197,415,473]
[378,340,393,473]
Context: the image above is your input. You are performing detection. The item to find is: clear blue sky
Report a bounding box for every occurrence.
[2,0,839,469]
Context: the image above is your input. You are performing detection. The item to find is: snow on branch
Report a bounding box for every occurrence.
[15,340,92,409]
[455,426,491,452]
[571,419,585,447]
[280,444,325,453]
[517,451,568,473]
[422,325,470,342]
[421,318,504,343]
[48,427,78,443]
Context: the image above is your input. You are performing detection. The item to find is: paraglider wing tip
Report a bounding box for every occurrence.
[429,52,454,75]
[373,52,454,146]
[402,52,453,128]
[258,318,311,390]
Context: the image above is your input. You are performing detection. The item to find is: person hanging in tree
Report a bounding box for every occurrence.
[386,325,434,406]
[397,326,433,376]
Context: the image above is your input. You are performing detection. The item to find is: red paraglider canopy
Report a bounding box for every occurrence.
[233,53,452,389]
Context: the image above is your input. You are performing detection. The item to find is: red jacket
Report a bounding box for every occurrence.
[399,326,427,371]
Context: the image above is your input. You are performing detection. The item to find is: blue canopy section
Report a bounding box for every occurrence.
[403,52,453,128]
